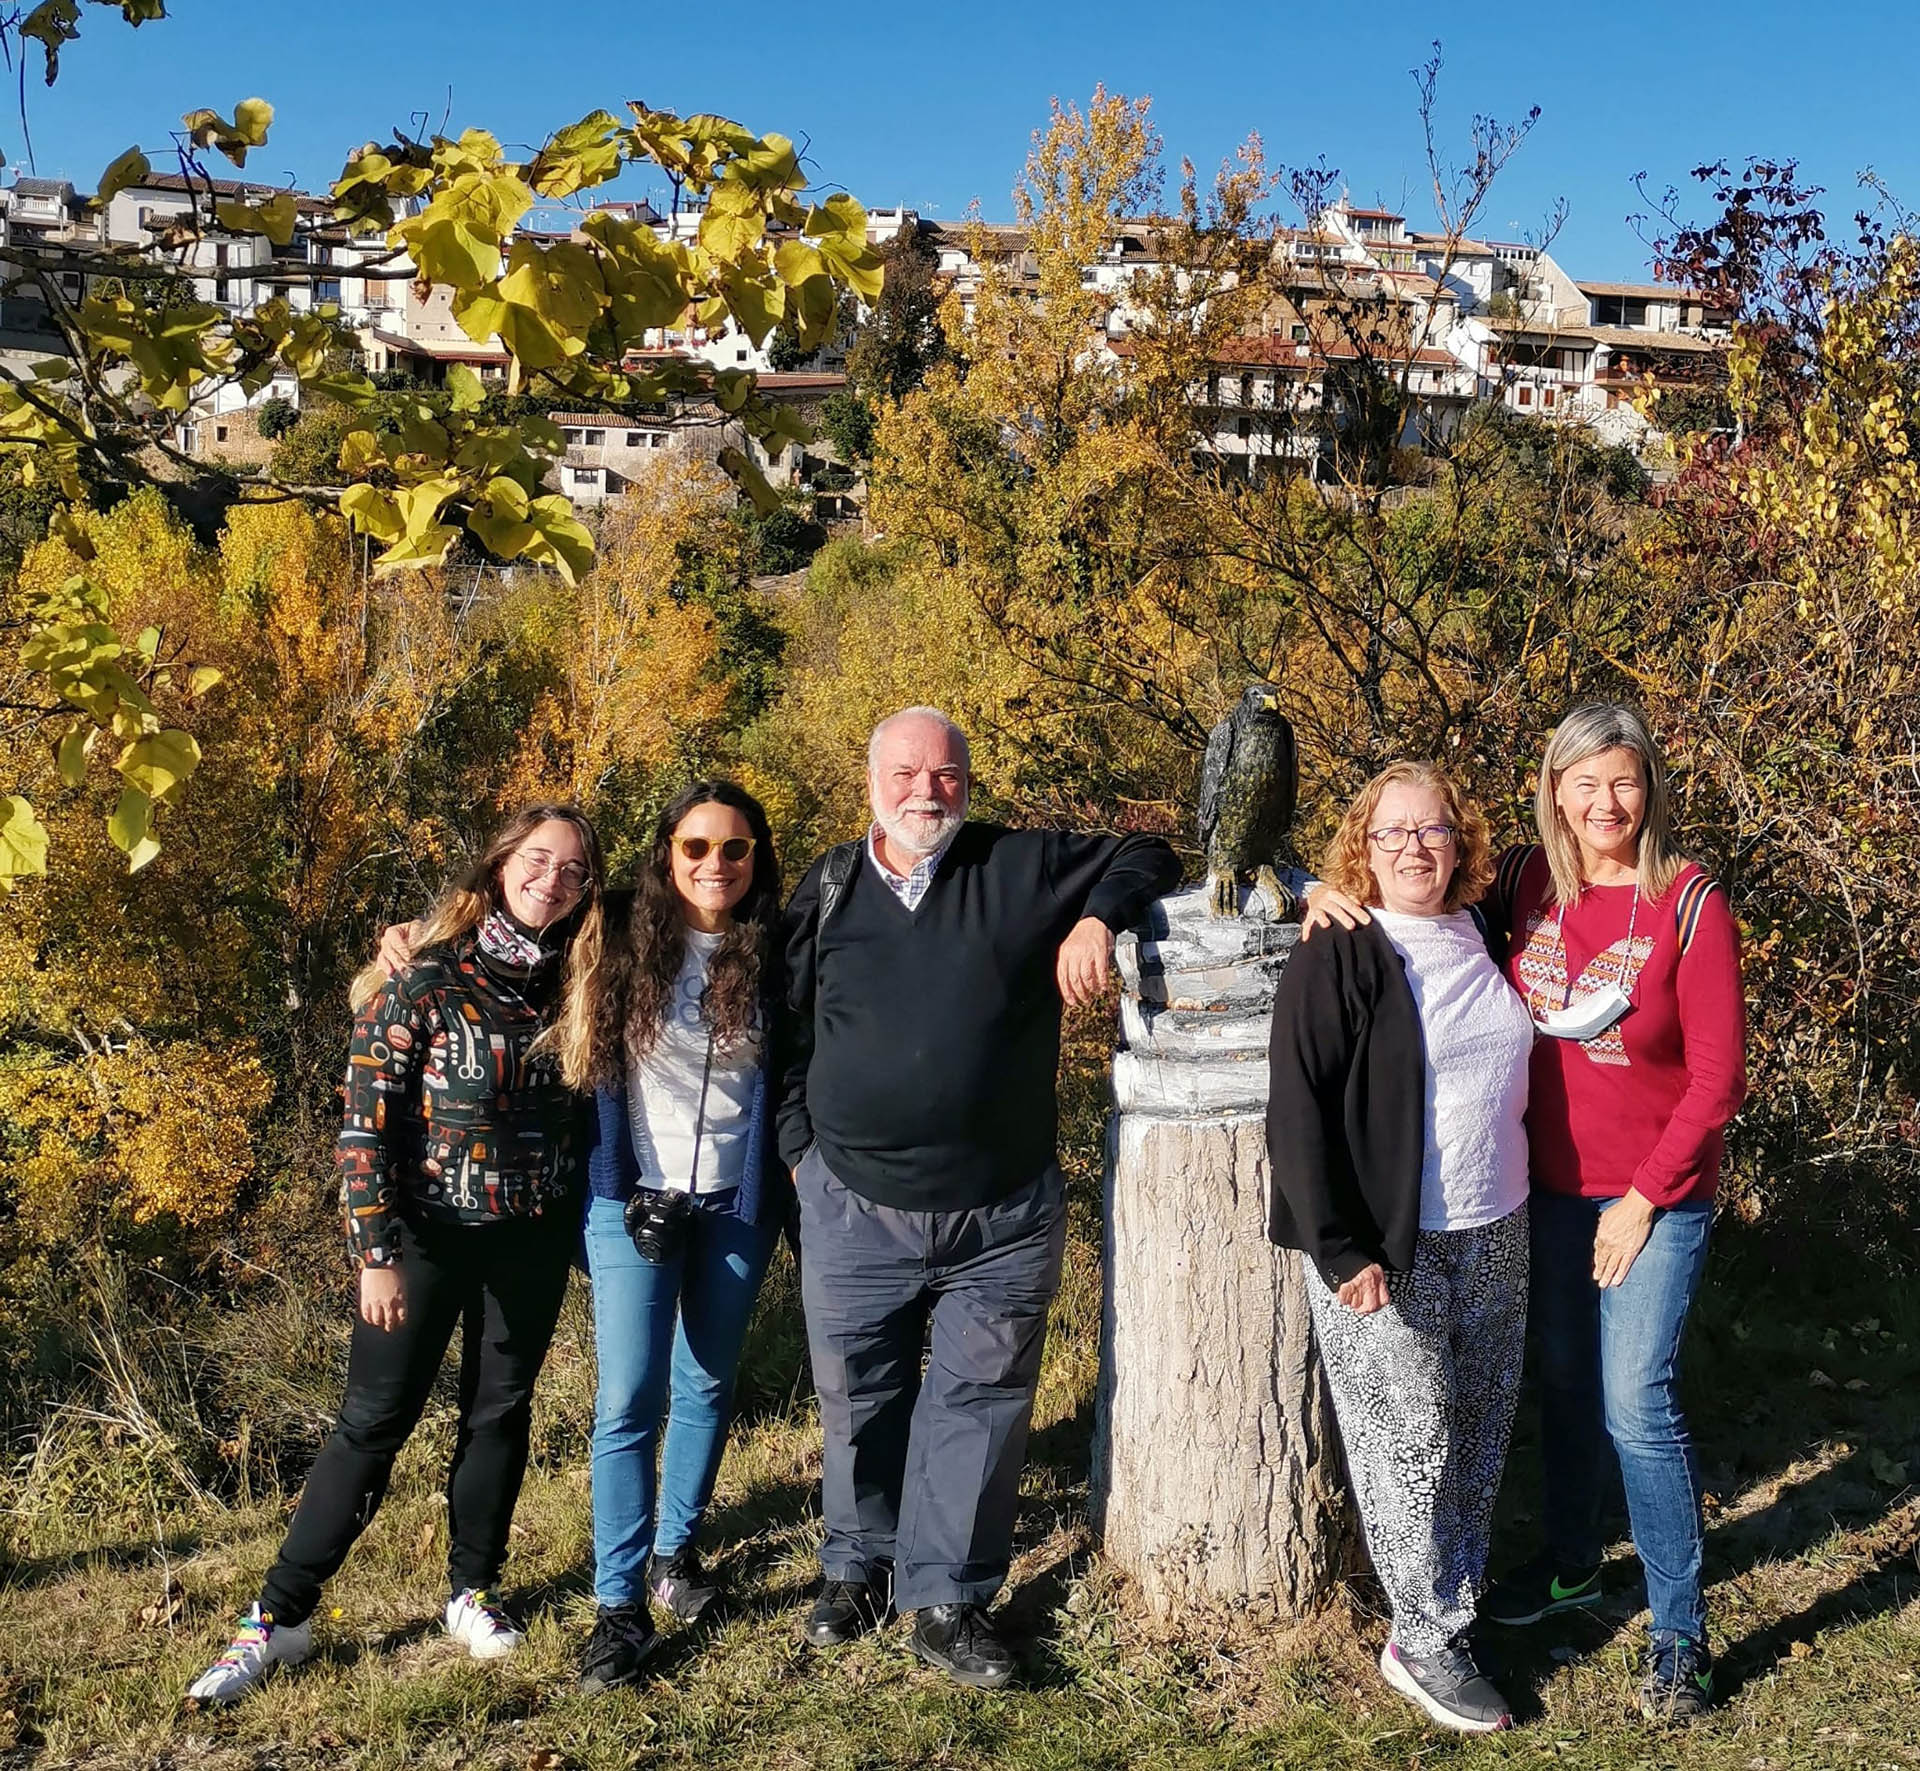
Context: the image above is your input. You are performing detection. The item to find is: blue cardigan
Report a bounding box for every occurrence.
[583,1060,787,1228]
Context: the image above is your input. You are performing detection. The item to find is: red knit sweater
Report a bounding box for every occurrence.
[1500,845,1746,1206]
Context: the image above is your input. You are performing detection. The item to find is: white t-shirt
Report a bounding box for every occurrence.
[1372,907,1534,1232]
[626,929,761,1195]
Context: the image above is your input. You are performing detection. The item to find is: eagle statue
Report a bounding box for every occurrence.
[1198,681,1298,917]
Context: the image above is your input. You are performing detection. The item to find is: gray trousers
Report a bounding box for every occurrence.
[796,1147,1068,1612]
[1304,1203,1529,1655]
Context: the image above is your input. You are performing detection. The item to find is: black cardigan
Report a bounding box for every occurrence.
[1264,919,1439,1288]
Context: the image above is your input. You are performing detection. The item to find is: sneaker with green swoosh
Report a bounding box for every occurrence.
[1638,1630,1714,1722]
[1480,1555,1603,1627]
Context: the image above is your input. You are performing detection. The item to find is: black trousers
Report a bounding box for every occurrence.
[796,1147,1068,1612]
[259,1212,574,1626]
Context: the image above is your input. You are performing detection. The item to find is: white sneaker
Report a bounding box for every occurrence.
[445,1588,522,1659]
[186,1603,314,1704]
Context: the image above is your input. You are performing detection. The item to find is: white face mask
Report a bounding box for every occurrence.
[1532,982,1632,1042]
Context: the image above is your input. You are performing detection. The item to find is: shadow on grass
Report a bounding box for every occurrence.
[1718,1529,1920,1700]
[0,1531,208,1594]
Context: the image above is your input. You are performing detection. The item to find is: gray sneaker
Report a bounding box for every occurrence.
[1378,1640,1513,1733]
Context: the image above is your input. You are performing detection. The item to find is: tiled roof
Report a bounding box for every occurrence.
[1576,278,1723,303]
[1588,326,1725,355]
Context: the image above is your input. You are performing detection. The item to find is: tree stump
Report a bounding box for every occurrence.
[1090,882,1350,1619]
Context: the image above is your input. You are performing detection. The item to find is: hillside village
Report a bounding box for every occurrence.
[0,169,1731,514]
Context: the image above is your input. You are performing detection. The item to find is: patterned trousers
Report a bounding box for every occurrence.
[1304,1203,1529,1654]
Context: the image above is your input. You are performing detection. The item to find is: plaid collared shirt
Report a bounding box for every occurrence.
[866,823,955,912]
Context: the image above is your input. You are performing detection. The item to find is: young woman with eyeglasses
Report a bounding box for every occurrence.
[190,804,604,1705]
[547,781,790,1692]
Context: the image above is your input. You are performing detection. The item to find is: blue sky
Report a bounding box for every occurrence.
[16,0,1920,280]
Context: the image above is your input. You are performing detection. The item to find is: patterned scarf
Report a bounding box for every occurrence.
[475,908,561,982]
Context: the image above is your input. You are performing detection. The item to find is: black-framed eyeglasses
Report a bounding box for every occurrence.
[1367,823,1457,853]
[672,835,756,863]
[514,849,591,891]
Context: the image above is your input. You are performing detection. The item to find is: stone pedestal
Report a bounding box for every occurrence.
[1089,883,1349,1619]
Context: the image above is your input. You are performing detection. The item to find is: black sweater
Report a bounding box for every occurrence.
[777,822,1181,1211]
[1264,919,1431,1288]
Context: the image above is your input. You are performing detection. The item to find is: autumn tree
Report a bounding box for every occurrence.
[0,1,883,889]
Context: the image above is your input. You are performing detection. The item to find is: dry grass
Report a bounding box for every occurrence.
[4,1119,1918,1769]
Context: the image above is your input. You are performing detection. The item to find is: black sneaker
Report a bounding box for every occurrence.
[804,1567,893,1646]
[578,1601,660,1693]
[648,1545,719,1624]
[1639,1630,1714,1722]
[911,1602,1016,1691]
[1378,1640,1512,1733]
[1480,1554,1603,1627]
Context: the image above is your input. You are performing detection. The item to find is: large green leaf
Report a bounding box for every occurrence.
[107,784,160,871]
[117,728,201,804]
[0,796,49,893]
[96,144,151,206]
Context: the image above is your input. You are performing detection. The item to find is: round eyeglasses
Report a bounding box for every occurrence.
[513,849,591,891]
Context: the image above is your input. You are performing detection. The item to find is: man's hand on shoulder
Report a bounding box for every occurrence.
[1057,916,1114,1008]
[375,919,421,980]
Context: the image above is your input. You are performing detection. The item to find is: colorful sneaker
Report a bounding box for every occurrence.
[1639,1630,1714,1722]
[445,1588,523,1659]
[578,1600,660,1693]
[1379,1640,1513,1733]
[648,1545,719,1624]
[1480,1554,1603,1627]
[186,1603,314,1705]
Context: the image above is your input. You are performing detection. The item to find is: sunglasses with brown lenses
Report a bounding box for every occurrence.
[671,835,757,863]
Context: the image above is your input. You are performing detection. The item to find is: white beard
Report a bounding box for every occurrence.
[875,796,966,859]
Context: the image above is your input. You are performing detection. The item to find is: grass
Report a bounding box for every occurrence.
[3,1188,1919,1770]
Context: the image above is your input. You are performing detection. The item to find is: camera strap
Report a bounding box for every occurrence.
[685,1028,715,1194]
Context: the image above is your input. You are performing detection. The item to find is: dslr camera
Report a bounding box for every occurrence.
[624,1186,694,1264]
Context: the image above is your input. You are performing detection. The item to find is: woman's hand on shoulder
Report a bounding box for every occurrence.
[359,1264,406,1331]
[1336,1262,1391,1314]
[1299,885,1371,942]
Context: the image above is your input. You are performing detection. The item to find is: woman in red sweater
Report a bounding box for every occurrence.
[1304,704,1745,1721]
[1477,703,1745,1724]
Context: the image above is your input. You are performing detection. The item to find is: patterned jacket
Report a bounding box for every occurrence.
[336,932,581,1267]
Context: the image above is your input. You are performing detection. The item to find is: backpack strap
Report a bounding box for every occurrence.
[816,839,862,933]
[1494,843,1541,923]
[1672,871,1718,957]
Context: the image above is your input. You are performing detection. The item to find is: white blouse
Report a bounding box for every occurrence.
[626,930,761,1195]
[1372,908,1534,1232]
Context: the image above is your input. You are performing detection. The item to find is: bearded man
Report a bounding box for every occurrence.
[777,706,1180,1689]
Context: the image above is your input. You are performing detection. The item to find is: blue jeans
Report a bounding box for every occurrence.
[1530,1188,1713,1640]
[583,1193,779,1607]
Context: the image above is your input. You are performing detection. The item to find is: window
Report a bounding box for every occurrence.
[736,349,749,362]
[1236,415,1251,439]
[625,431,643,447]
[649,433,666,449]
[1240,373,1255,406]
[214,424,228,442]
[1542,387,1557,409]
[581,429,605,446]
[1290,323,1308,342]
[1515,385,1533,407]
[1593,295,1650,328]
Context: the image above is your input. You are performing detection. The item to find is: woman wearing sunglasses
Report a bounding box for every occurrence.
[548,781,789,1692]
[189,803,604,1704]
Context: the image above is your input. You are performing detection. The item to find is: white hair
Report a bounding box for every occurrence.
[866,706,972,774]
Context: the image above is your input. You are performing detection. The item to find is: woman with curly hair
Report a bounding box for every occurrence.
[1266,761,1533,1734]
[189,803,604,1704]
[550,781,789,1692]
